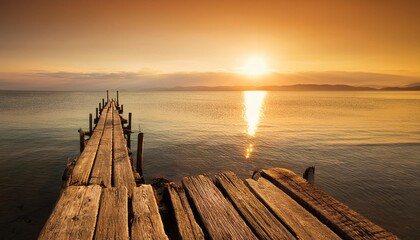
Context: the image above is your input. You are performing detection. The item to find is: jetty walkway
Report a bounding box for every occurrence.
[39,94,398,239]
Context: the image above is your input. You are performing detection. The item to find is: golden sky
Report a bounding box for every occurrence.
[1,0,420,89]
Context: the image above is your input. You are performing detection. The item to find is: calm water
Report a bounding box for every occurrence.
[0,91,419,239]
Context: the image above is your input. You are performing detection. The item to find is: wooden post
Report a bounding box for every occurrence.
[99,103,102,113]
[89,113,93,133]
[102,98,105,108]
[78,128,85,153]
[106,90,109,103]
[137,132,144,177]
[127,133,131,149]
[117,91,119,106]
[121,104,124,113]
[128,112,132,130]
[95,108,99,123]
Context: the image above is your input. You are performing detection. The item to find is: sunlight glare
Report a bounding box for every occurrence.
[240,56,269,77]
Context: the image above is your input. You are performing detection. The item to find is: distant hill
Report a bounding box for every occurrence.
[381,86,420,91]
[145,84,420,91]
[149,84,377,91]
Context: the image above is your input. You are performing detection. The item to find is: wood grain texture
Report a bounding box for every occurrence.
[70,102,111,186]
[182,175,257,240]
[113,104,136,196]
[131,185,168,240]
[262,168,399,240]
[215,171,295,240]
[94,187,129,240]
[89,105,113,187]
[246,177,340,240]
[167,184,204,240]
[38,185,101,240]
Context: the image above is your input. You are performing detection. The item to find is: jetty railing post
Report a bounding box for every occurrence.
[102,98,105,108]
[117,91,119,106]
[95,108,99,123]
[99,102,102,113]
[137,132,144,177]
[78,128,85,153]
[128,112,132,130]
[106,90,109,103]
[89,113,93,133]
[121,104,124,114]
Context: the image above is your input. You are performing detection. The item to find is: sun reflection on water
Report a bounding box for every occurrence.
[243,91,267,159]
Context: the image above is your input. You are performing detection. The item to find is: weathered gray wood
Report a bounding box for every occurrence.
[113,103,136,196]
[94,187,129,240]
[136,132,144,177]
[182,175,257,240]
[68,185,102,239]
[38,186,101,240]
[167,184,204,240]
[70,102,111,186]
[215,171,295,240]
[261,168,399,240]
[246,177,340,240]
[132,185,168,240]
[89,105,113,187]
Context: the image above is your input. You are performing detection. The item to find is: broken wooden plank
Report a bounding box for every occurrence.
[246,177,340,240]
[182,175,257,240]
[70,102,111,186]
[113,103,136,196]
[94,187,129,240]
[215,171,295,240]
[38,185,101,240]
[167,184,204,240]
[261,168,399,240]
[89,105,113,187]
[131,185,168,240]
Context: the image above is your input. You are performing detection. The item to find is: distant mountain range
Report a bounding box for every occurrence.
[146,83,420,91]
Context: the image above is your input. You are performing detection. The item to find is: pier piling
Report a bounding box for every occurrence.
[117,91,119,106]
[95,108,99,123]
[89,113,93,133]
[78,128,85,153]
[136,132,144,177]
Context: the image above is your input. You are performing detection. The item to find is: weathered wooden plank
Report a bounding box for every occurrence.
[70,102,111,186]
[215,171,295,240]
[167,184,204,240]
[113,104,136,196]
[132,185,168,240]
[246,177,340,240]
[261,168,399,240]
[94,187,129,240]
[89,105,113,187]
[182,175,257,240]
[38,185,101,240]
[68,185,102,239]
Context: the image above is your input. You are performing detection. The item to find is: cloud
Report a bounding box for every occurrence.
[0,70,419,91]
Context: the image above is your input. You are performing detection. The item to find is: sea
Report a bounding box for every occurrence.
[0,90,419,239]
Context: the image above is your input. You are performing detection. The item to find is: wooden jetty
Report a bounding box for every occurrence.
[39,93,398,240]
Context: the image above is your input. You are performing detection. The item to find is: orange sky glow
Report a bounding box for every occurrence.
[1,0,420,90]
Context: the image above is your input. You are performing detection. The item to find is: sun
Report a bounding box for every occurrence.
[240,56,269,77]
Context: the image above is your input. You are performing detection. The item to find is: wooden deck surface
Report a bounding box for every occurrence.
[39,97,398,240]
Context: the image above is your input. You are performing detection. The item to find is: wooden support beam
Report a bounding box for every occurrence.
[94,187,129,240]
[132,185,168,240]
[182,175,257,239]
[106,90,109,103]
[246,177,340,240]
[78,128,85,153]
[261,168,399,240]
[95,107,99,124]
[117,90,119,106]
[102,98,105,110]
[215,171,295,239]
[136,132,144,177]
[89,113,93,133]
